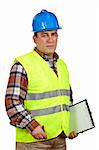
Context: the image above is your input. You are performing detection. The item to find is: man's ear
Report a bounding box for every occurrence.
[33,35,37,44]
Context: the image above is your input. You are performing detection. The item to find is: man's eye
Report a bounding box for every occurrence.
[41,34,47,37]
[52,33,58,36]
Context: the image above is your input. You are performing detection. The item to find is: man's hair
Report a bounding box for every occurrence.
[34,32,38,37]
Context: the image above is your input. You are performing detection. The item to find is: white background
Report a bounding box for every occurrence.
[0,0,99,149]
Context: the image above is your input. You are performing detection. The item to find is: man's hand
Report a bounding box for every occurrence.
[31,125,47,140]
[68,131,78,139]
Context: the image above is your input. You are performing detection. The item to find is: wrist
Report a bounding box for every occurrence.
[26,119,40,133]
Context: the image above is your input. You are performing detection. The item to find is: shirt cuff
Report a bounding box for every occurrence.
[26,119,40,133]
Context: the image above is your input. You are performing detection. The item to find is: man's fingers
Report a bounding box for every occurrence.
[36,133,44,139]
[41,130,47,139]
[68,131,78,139]
[32,125,47,139]
[40,125,47,139]
[33,132,47,139]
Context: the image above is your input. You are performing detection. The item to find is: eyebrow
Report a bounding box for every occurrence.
[41,31,57,35]
[41,32,48,35]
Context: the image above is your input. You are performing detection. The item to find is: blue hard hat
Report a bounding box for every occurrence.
[32,10,62,32]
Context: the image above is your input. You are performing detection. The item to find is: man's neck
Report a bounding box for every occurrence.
[34,47,59,61]
[34,47,54,59]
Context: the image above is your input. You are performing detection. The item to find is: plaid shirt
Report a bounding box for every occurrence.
[5,48,73,134]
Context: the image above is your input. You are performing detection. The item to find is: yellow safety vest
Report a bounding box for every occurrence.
[15,50,71,143]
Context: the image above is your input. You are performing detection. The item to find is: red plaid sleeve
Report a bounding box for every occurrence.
[5,62,39,133]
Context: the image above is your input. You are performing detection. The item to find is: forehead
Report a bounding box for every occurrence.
[38,30,57,34]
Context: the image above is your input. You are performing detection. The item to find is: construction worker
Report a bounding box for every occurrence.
[5,10,78,150]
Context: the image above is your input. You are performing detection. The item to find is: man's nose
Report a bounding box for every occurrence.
[47,35,53,42]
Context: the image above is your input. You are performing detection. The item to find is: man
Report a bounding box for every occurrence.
[5,10,78,150]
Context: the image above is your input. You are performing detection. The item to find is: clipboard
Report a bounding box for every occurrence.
[69,99,95,134]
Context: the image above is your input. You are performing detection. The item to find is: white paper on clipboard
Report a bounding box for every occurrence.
[69,99,95,134]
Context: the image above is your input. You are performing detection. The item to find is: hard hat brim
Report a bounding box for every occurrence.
[33,27,62,33]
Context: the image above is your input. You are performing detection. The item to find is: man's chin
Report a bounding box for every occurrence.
[47,48,55,52]
[47,50,55,55]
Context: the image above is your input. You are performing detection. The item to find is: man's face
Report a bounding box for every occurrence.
[33,30,58,56]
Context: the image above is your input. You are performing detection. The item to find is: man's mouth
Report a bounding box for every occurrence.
[46,45,54,48]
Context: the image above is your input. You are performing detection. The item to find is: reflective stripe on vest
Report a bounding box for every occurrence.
[26,89,70,100]
[30,104,70,117]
